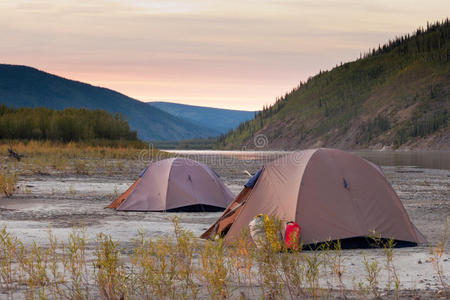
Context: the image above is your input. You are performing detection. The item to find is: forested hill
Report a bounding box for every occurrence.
[217,20,450,150]
[0,65,218,141]
[0,106,139,143]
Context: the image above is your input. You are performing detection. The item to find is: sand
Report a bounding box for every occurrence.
[0,151,448,296]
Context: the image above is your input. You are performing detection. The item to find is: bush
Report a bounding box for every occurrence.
[0,172,17,197]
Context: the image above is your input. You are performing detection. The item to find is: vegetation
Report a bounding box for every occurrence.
[0,141,168,177]
[0,105,140,143]
[217,19,450,150]
[0,171,17,197]
[0,218,447,299]
[0,64,218,141]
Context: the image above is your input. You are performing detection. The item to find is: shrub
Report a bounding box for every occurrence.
[0,171,17,197]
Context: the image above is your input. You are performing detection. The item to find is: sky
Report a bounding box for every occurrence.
[1,0,449,110]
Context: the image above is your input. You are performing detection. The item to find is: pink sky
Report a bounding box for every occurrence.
[1,0,449,110]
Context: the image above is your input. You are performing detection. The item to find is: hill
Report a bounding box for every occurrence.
[149,101,255,134]
[217,20,450,150]
[0,65,218,141]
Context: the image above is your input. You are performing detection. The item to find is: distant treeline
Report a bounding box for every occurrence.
[0,105,139,143]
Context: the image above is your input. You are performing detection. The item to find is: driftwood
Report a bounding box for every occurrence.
[8,147,24,161]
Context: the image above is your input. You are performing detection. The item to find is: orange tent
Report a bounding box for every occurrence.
[201,148,426,248]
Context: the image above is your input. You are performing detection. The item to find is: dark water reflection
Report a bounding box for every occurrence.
[353,151,450,170]
[166,150,450,170]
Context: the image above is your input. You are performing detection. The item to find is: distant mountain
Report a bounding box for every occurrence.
[149,101,255,134]
[218,20,450,150]
[0,64,219,141]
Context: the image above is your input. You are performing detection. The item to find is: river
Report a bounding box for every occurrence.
[163,149,450,170]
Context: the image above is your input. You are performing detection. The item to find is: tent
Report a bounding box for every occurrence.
[201,148,426,248]
[107,157,234,212]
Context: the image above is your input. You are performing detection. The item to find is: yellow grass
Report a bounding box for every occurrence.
[0,218,447,299]
[0,140,169,176]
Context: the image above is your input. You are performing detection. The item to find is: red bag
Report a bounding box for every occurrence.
[284,221,301,250]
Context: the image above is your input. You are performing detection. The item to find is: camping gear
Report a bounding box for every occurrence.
[248,214,283,251]
[248,214,266,248]
[201,148,426,248]
[284,221,301,250]
[107,157,234,212]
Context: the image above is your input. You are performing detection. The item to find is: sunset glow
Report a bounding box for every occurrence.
[1,0,449,110]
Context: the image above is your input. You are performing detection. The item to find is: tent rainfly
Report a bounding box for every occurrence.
[108,157,234,212]
[201,148,426,248]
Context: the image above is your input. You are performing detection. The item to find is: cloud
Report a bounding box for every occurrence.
[1,0,449,109]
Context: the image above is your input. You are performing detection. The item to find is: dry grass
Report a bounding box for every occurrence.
[0,218,447,299]
[0,171,17,197]
[0,141,169,177]
[429,218,449,297]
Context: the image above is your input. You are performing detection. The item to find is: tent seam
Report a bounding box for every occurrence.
[293,149,318,224]
[164,158,176,212]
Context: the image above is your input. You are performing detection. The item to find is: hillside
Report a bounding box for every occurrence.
[0,65,218,141]
[218,20,450,150]
[149,101,255,134]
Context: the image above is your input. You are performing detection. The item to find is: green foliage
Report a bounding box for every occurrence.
[0,106,138,142]
[357,115,391,145]
[395,109,448,146]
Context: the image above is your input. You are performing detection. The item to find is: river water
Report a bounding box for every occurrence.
[163,150,450,170]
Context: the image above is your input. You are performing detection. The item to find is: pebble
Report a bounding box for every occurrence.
[418,259,422,264]
[436,289,446,297]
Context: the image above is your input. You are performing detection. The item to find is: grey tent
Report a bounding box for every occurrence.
[108,158,234,212]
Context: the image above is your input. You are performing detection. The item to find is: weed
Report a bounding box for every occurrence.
[74,160,88,175]
[199,239,230,299]
[0,171,17,197]
[0,218,447,299]
[0,140,169,176]
[430,218,449,296]
[363,254,381,298]
[330,240,347,299]
[229,230,255,298]
[95,233,128,299]
[383,238,401,299]
[68,185,76,196]
[303,249,323,298]
[172,217,200,299]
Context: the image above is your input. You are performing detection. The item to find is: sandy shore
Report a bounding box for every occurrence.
[0,152,449,296]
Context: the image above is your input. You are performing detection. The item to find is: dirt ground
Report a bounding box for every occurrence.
[0,151,449,297]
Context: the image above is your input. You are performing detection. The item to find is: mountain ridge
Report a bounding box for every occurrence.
[217,20,450,150]
[148,101,255,134]
[0,64,218,141]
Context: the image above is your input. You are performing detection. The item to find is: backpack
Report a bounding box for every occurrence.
[284,221,301,250]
